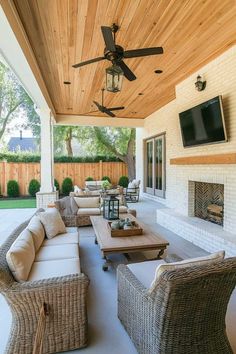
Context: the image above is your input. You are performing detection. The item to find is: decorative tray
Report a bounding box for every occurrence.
[107,221,143,237]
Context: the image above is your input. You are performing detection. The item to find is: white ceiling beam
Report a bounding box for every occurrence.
[55,114,144,128]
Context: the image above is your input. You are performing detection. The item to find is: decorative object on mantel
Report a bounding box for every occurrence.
[195,74,206,91]
[170,153,236,165]
[108,218,143,237]
[103,195,119,220]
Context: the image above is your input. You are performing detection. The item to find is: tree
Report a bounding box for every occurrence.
[0,61,39,141]
[54,126,74,156]
[74,127,136,180]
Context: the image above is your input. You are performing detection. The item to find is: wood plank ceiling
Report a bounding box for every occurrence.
[12,0,236,120]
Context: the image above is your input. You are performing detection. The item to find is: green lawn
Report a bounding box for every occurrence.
[0,198,36,209]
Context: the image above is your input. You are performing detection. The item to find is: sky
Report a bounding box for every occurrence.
[0,55,33,144]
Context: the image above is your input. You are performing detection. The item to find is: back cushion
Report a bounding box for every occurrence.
[74,196,100,208]
[6,229,35,282]
[27,216,45,251]
[149,251,225,293]
[38,208,66,239]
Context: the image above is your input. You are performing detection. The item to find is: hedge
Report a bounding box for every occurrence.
[7,180,20,197]
[0,153,122,163]
[28,179,40,197]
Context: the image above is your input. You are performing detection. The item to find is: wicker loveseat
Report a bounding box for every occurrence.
[117,255,236,354]
[55,195,134,227]
[0,212,89,354]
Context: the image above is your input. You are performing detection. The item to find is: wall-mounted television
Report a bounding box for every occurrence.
[179,96,227,147]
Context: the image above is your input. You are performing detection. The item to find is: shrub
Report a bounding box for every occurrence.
[85,176,94,181]
[62,177,73,195]
[54,179,60,191]
[101,180,112,190]
[118,176,129,188]
[102,176,111,183]
[28,179,40,197]
[7,180,20,197]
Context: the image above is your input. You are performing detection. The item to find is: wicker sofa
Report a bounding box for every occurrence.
[55,195,134,227]
[0,211,89,354]
[117,253,236,354]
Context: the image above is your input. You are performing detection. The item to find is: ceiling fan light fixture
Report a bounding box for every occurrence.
[106,64,124,93]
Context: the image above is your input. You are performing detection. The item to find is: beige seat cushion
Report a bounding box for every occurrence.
[38,208,66,239]
[27,216,45,251]
[100,205,127,213]
[77,207,101,215]
[128,259,166,288]
[43,228,79,246]
[149,251,225,293]
[74,196,100,208]
[28,258,81,281]
[6,229,35,282]
[35,244,79,262]
[119,206,128,213]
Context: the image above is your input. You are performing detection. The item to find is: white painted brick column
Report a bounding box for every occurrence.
[36,108,58,208]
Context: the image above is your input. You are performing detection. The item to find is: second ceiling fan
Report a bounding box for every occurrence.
[72,23,163,81]
[93,88,125,117]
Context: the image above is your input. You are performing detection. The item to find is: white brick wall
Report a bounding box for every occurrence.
[136,45,236,252]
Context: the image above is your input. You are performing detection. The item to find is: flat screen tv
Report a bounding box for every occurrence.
[179,96,227,147]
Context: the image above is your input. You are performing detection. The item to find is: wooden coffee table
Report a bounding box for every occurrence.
[90,214,169,271]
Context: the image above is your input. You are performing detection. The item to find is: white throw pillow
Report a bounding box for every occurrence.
[27,216,45,251]
[149,251,225,293]
[74,196,100,208]
[38,209,66,239]
[128,182,135,189]
[6,229,35,282]
[132,179,140,188]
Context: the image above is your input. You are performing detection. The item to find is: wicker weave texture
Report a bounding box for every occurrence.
[0,215,89,354]
[117,259,236,354]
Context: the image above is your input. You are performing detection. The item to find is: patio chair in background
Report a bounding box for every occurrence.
[125,180,140,203]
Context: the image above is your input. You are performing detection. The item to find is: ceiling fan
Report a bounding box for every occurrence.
[72,23,163,81]
[92,88,125,117]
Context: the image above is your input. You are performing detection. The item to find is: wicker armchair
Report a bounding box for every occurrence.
[0,218,89,354]
[117,258,236,354]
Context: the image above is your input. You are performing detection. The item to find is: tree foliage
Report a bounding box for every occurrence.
[0,61,39,141]
[73,126,136,180]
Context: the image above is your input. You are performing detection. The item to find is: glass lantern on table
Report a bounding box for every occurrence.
[103,195,120,220]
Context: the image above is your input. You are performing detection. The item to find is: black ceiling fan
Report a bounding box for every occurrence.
[72,23,163,81]
[93,88,125,117]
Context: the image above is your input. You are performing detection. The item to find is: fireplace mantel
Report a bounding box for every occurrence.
[170,153,236,165]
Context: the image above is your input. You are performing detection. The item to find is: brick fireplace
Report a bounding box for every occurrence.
[189,181,224,226]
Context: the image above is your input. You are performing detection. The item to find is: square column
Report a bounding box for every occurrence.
[36,108,58,208]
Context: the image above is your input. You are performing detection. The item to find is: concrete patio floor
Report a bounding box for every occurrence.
[0,199,235,353]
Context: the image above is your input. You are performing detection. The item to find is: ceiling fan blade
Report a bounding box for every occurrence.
[119,60,136,81]
[123,47,163,58]
[93,101,103,111]
[72,56,105,68]
[107,106,125,111]
[103,108,116,117]
[101,26,116,52]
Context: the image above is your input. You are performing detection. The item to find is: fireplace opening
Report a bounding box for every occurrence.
[194,182,224,226]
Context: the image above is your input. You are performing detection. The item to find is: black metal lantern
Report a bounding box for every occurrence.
[106,64,124,93]
[103,195,119,220]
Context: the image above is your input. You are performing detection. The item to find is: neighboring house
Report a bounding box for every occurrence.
[8,132,38,152]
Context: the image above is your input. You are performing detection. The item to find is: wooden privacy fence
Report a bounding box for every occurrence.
[0,161,128,196]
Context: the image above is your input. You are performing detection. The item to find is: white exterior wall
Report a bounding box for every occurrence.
[136,45,236,252]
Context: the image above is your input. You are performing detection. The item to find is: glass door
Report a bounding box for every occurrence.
[146,140,154,194]
[145,134,165,197]
[154,135,165,197]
